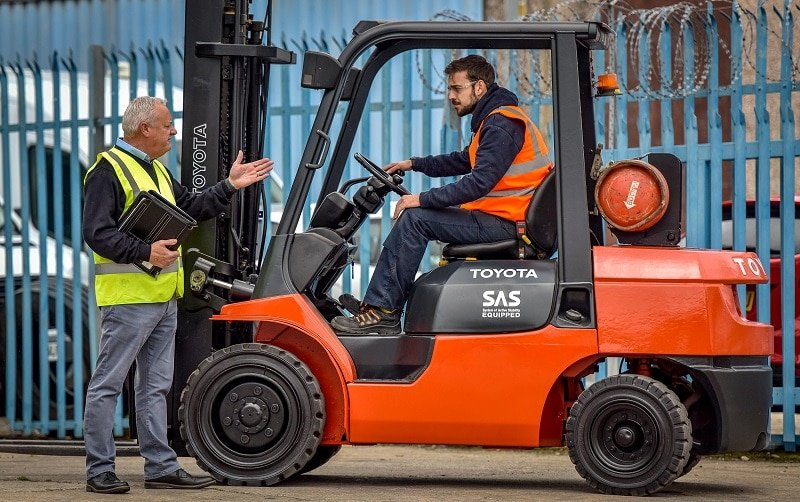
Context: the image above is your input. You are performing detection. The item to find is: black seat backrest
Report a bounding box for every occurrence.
[440,169,559,261]
[526,169,557,258]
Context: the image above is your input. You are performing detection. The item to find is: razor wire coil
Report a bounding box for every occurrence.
[418,0,799,101]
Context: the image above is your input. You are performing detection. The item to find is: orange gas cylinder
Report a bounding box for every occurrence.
[594,159,669,232]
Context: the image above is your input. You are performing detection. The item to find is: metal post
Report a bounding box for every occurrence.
[89,45,105,161]
[778,0,796,452]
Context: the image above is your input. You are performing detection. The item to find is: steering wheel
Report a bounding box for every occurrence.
[354,152,411,196]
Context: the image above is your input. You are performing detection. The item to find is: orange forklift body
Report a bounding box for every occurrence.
[214,247,770,449]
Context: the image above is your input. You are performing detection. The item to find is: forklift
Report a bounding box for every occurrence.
[173,4,773,497]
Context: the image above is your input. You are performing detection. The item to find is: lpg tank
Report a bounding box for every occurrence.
[594,158,669,232]
[404,260,557,334]
[592,153,683,246]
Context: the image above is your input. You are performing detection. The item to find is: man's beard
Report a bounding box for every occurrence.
[456,99,477,117]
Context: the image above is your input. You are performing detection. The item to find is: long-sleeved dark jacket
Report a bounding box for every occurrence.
[82,142,235,264]
[412,84,526,209]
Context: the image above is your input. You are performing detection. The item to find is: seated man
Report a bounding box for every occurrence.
[331,54,553,334]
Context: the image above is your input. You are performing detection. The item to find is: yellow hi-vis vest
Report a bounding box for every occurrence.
[461,105,553,222]
[85,147,184,306]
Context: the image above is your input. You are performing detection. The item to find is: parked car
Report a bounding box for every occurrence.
[0,197,93,423]
[721,198,800,388]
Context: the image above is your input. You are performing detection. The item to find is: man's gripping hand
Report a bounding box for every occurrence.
[149,239,179,268]
[384,159,412,175]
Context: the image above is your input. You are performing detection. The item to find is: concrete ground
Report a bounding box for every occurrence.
[1,444,799,502]
[770,411,800,436]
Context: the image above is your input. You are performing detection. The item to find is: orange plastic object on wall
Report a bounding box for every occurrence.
[594,159,669,232]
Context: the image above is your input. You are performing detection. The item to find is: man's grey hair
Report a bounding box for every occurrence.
[121,96,167,136]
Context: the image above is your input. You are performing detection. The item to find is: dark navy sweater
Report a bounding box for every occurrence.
[412,84,526,209]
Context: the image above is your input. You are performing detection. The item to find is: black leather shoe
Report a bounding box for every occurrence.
[86,471,130,494]
[331,305,401,335]
[144,468,216,489]
[338,293,362,315]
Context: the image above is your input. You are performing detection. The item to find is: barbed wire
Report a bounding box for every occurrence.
[417,0,799,101]
[411,9,473,95]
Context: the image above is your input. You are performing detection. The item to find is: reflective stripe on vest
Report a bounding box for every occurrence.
[94,262,180,275]
[84,147,185,306]
[461,105,553,222]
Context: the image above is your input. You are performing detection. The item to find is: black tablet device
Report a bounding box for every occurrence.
[118,190,197,277]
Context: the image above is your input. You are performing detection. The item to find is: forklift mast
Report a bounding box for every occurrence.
[173,0,294,452]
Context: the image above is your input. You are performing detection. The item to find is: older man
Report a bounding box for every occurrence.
[82,96,273,493]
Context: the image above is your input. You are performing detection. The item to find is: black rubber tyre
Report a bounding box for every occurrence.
[296,445,341,476]
[178,343,324,486]
[0,278,92,422]
[678,452,701,478]
[565,374,692,496]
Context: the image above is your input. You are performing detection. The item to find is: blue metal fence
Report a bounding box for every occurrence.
[0,44,180,438]
[1,1,798,451]
[0,0,483,86]
[1,56,96,438]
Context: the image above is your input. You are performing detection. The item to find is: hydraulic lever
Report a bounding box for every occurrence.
[184,251,255,312]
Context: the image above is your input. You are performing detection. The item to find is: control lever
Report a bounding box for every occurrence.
[364,185,380,204]
[391,171,405,186]
[190,256,255,305]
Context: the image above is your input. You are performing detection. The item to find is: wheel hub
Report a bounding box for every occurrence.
[596,409,656,469]
[239,399,267,428]
[217,382,286,449]
[614,426,636,448]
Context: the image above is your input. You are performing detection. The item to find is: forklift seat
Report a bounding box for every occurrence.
[441,169,557,261]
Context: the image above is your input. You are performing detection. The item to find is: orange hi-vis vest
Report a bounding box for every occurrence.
[461,105,553,222]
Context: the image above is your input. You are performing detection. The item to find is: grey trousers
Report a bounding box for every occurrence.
[84,300,181,480]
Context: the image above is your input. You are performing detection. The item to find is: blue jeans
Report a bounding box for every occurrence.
[363,207,516,310]
[84,300,181,480]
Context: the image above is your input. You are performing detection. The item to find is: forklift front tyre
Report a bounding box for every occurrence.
[294,445,342,477]
[677,451,702,478]
[178,343,325,485]
[565,374,692,496]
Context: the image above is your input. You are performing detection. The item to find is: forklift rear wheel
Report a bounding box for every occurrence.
[178,343,325,486]
[565,374,692,496]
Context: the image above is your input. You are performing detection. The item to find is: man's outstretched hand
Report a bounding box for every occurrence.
[228,150,274,189]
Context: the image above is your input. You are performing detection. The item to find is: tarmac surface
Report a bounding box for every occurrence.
[1,444,799,501]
